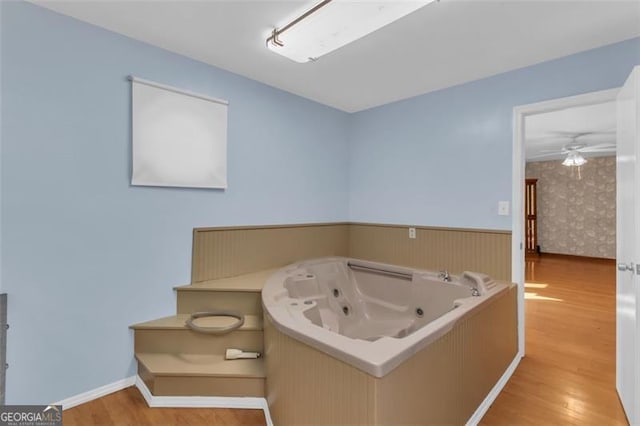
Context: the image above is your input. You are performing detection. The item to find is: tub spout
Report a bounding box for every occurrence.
[438,270,451,282]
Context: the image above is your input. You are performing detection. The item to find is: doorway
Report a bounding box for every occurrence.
[509,87,637,423]
[511,88,619,356]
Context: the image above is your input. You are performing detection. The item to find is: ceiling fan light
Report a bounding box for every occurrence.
[574,154,587,166]
[562,151,587,167]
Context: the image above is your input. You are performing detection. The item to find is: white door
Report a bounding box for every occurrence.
[616,66,640,425]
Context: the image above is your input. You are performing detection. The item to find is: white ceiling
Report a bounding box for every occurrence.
[525,101,617,162]
[32,0,640,112]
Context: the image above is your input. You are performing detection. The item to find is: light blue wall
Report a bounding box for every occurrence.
[349,37,640,230]
[0,2,349,404]
[3,0,640,407]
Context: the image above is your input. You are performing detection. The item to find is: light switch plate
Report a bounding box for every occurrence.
[498,201,510,216]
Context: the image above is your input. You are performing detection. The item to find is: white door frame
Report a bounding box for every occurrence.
[511,87,619,356]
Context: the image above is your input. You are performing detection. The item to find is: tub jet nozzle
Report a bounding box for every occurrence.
[225,348,261,360]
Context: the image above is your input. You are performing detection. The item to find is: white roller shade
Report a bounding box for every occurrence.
[131,77,228,189]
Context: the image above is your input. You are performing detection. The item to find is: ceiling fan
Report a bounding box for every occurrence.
[526,131,616,165]
[561,144,588,167]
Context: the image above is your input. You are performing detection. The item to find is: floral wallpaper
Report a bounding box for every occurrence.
[525,156,616,259]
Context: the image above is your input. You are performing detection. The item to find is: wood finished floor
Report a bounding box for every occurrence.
[62,386,266,426]
[480,254,628,425]
[64,255,627,425]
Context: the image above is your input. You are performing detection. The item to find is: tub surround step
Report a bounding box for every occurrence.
[131,315,263,354]
[174,269,276,293]
[174,270,273,315]
[136,353,265,378]
[133,330,263,355]
[130,314,263,331]
[132,320,263,355]
[176,290,263,315]
[136,353,265,397]
[133,267,275,399]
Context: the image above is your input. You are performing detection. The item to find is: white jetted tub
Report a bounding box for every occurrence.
[262,257,509,377]
[263,257,518,425]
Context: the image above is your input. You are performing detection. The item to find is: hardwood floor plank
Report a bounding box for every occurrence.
[62,387,267,426]
[480,255,627,426]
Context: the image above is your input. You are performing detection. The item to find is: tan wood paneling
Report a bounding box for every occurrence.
[348,223,512,281]
[153,376,265,397]
[191,222,511,284]
[134,329,263,354]
[264,316,376,426]
[462,287,518,416]
[191,223,350,282]
[137,361,155,396]
[176,290,263,315]
[374,329,465,425]
[374,285,517,425]
[265,286,517,425]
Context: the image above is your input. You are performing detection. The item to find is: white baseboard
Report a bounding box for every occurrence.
[135,375,273,426]
[465,351,522,426]
[54,376,136,410]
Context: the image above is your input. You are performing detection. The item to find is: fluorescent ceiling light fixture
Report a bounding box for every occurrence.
[562,151,587,167]
[266,0,435,63]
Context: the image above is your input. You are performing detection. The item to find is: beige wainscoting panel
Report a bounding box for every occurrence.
[264,317,376,426]
[375,285,518,425]
[190,222,511,283]
[374,329,465,425]
[348,223,512,281]
[462,285,518,415]
[191,223,350,282]
[152,376,265,397]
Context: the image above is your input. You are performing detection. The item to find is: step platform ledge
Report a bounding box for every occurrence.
[130,314,263,332]
[173,269,277,293]
[135,375,273,426]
